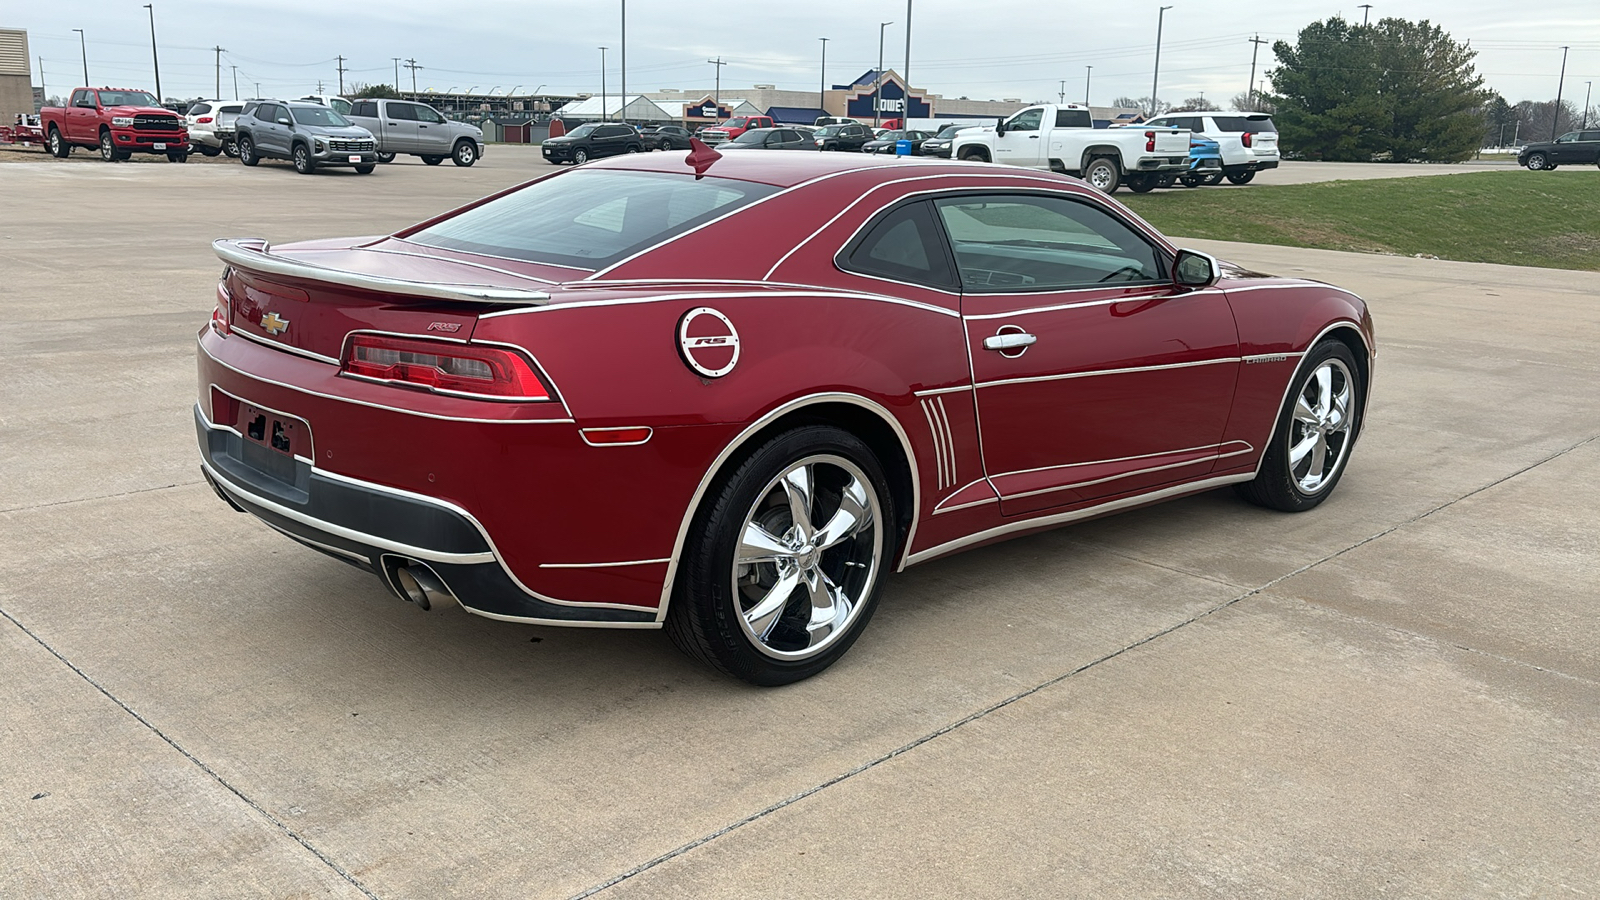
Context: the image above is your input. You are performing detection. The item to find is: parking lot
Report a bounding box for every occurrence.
[2,152,1596,898]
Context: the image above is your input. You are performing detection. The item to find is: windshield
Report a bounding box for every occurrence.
[817,125,842,136]
[99,90,159,107]
[565,124,597,138]
[724,118,749,128]
[729,130,768,144]
[408,170,780,269]
[290,106,352,127]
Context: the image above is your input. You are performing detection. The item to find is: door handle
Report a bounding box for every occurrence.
[983,332,1037,351]
[1029,135,1040,139]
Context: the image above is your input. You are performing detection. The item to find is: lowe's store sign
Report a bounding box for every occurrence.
[846,80,930,119]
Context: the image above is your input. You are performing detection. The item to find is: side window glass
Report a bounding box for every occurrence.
[1007,108,1043,132]
[418,106,445,124]
[843,201,955,289]
[387,103,418,122]
[191,103,211,115]
[933,194,1165,292]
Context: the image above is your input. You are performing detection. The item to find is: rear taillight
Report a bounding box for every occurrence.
[1145,131,1156,152]
[342,334,552,402]
[1242,132,1254,148]
[212,282,231,336]
[197,116,214,123]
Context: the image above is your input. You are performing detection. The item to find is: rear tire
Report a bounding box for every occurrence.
[376,151,396,164]
[167,150,188,163]
[99,130,121,162]
[1225,170,1257,185]
[292,143,316,175]
[222,138,238,158]
[452,141,477,166]
[421,155,444,166]
[666,425,895,685]
[1235,340,1364,513]
[354,164,375,174]
[1125,173,1158,193]
[1202,171,1224,185]
[238,136,259,166]
[48,128,70,158]
[1082,157,1121,193]
[198,145,220,157]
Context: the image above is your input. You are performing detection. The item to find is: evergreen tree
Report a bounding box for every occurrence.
[1269,17,1488,161]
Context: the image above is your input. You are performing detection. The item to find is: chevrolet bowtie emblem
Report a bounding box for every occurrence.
[260,312,290,335]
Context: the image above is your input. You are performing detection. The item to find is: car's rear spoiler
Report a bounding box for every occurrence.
[212,238,551,306]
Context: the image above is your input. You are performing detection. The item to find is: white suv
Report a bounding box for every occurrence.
[1145,111,1279,184]
[185,100,246,157]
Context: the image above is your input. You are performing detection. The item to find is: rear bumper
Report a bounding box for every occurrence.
[1224,159,1279,173]
[1135,155,1191,172]
[195,403,658,627]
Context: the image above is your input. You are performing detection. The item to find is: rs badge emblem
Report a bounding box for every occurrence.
[260,312,290,336]
[677,307,740,378]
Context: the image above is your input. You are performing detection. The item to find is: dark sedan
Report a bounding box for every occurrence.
[862,129,933,155]
[719,127,818,151]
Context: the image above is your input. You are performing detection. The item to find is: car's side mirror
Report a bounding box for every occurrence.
[996,117,1008,136]
[1173,249,1220,288]
[277,117,292,126]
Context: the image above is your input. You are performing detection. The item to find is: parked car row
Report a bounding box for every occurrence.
[36,86,484,175]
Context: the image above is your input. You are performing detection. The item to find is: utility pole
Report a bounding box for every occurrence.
[818,38,829,112]
[876,21,893,127]
[1085,65,1092,105]
[316,79,325,94]
[1358,4,1372,26]
[1583,81,1592,130]
[72,29,88,85]
[1150,5,1172,118]
[336,55,347,96]
[599,47,608,121]
[1059,79,1066,105]
[38,56,45,109]
[404,58,421,98]
[213,46,225,99]
[142,4,162,103]
[231,65,237,99]
[1247,34,1269,109]
[393,58,402,91]
[708,56,726,119]
[1553,46,1569,140]
[904,0,913,93]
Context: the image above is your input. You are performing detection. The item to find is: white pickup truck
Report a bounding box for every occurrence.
[950,103,1191,194]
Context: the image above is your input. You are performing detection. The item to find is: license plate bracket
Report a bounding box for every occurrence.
[348,154,361,163]
[154,142,167,150]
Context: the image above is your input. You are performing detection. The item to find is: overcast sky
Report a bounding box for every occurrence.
[17,0,1600,108]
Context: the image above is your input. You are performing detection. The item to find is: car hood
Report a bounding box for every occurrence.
[1518,143,1555,152]
[300,124,375,138]
[105,104,177,117]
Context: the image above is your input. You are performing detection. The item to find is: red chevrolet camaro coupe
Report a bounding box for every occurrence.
[196,146,1374,684]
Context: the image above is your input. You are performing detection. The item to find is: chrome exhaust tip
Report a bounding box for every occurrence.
[382,557,458,611]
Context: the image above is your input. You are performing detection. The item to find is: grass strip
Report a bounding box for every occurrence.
[1119,170,1600,272]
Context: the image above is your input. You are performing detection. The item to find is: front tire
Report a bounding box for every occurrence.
[1225,170,1257,185]
[376,151,396,164]
[667,425,895,685]
[238,136,259,166]
[1083,157,1121,193]
[353,164,375,174]
[452,141,477,166]
[167,150,188,163]
[421,155,445,166]
[1236,340,1364,512]
[571,148,589,165]
[292,143,315,175]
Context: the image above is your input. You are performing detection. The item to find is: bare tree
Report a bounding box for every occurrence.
[1230,91,1275,113]
[1170,96,1220,112]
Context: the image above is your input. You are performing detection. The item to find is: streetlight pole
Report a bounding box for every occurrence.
[599,47,608,122]
[904,0,913,91]
[620,0,627,126]
[72,29,88,85]
[393,58,402,91]
[876,21,893,127]
[214,46,226,99]
[1583,81,1592,130]
[1552,45,1569,140]
[1085,65,1092,105]
[818,38,829,113]
[1150,5,1172,118]
[231,65,237,100]
[142,4,161,103]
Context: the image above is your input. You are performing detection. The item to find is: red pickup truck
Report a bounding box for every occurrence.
[697,115,774,145]
[41,87,190,162]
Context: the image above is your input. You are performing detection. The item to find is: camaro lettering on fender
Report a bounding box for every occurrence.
[677,307,740,378]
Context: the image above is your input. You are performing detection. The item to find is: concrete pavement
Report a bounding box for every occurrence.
[1,155,1596,898]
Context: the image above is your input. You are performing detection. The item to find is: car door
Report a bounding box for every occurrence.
[995,107,1047,167]
[413,103,451,154]
[939,191,1241,515]
[251,104,283,155]
[381,101,421,153]
[69,90,98,143]
[1580,131,1600,163]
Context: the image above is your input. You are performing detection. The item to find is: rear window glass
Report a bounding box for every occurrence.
[191,103,213,115]
[407,170,779,269]
[1054,109,1092,128]
[1212,116,1276,133]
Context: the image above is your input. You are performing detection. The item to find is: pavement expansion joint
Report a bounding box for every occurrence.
[569,429,1600,899]
[0,479,204,516]
[0,605,384,900]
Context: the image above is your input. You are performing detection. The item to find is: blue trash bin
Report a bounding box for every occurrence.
[895,139,912,157]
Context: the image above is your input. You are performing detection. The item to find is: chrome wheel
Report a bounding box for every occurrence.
[1287,358,1355,495]
[1084,158,1118,192]
[732,454,883,660]
[1527,153,1548,170]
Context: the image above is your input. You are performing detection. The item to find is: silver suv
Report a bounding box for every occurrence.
[235,100,379,175]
